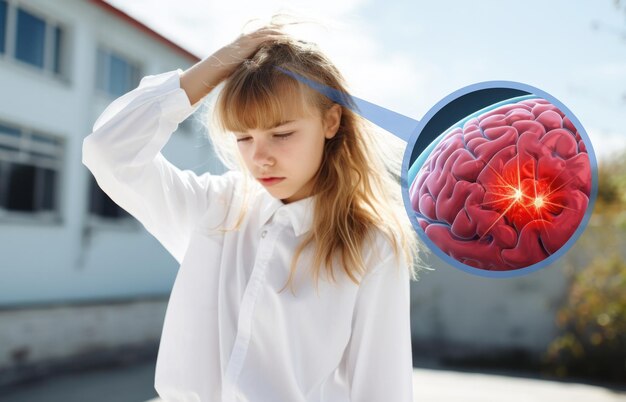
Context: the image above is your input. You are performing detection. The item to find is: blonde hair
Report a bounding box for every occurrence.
[201,17,426,294]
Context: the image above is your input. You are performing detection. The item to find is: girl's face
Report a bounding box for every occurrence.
[234,103,342,204]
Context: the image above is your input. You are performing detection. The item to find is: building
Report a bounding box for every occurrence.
[0,0,224,387]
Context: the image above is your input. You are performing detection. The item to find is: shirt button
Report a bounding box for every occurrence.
[261,230,267,238]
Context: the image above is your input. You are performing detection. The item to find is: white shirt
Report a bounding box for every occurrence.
[82,69,413,402]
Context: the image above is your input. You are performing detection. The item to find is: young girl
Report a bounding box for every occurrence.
[82,21,420,402]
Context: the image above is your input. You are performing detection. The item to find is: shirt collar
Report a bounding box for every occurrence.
[258,190,315,237]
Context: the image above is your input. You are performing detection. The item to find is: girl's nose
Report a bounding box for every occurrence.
[251,141,274,167]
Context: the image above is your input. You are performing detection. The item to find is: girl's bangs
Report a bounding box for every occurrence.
[220,73,314,133]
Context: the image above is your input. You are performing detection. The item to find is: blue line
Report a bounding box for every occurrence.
[274,66,419,142]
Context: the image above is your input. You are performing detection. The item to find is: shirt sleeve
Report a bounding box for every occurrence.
[341,247,414,402]
[82,69,235,265]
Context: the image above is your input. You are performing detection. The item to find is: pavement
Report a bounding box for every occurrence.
[1,360,625,402]
[411,367,626,402]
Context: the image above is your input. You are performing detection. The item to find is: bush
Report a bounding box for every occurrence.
[543,150,626,383]
[544,253,626,382]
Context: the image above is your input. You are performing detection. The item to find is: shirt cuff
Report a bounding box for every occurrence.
[158,68,203,123]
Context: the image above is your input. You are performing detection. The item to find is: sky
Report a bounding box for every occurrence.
[105,0,626,161]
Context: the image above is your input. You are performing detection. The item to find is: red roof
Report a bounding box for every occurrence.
[89,0,201,62]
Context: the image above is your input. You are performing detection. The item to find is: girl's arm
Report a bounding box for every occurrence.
[82,24,291,265]
[340,246,414,401]
[82,70,233,264]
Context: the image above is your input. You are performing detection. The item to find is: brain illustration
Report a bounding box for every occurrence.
[408,96,591,270]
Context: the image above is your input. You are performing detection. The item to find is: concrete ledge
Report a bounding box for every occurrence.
[0,341,159,391]
[0,298,167,390]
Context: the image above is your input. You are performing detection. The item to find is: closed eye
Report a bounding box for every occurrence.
[236,132,294,142]
[274,132,294,140]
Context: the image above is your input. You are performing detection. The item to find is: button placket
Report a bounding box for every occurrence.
[222,222,285,401]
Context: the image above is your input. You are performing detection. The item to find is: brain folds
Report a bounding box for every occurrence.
[409,98,591,270]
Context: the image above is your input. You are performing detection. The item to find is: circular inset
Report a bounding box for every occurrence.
[401,82,598,277]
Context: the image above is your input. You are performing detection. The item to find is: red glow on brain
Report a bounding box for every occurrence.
[408,98,591,270]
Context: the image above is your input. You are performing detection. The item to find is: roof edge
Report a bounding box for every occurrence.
[90,0,201,63]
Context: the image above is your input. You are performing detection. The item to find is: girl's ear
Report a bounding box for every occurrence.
[323,104,342,139]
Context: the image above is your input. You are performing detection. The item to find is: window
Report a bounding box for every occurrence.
[0,0,7,54]
[52,25,62,75]
[88,47,140,220]
[87,177,131,220]
[1,2,67,78]
[16,8,46,68]
[96,47,141,98]
[0,122,63,220]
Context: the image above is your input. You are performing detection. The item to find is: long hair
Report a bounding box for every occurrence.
[202,22,425,294]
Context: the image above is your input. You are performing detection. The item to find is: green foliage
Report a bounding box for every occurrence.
[544,254,626,382]
[543,150,626,383]
[597,163,620,205]
[596,150,626,211]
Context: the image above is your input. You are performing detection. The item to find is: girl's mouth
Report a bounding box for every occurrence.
[258,177,285,186]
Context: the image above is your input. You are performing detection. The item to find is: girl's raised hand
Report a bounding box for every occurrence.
[209,24,291,77]
[180,24,291,106]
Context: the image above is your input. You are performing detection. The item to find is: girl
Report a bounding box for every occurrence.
[82,20,421,402]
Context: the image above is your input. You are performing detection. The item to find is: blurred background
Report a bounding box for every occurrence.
[0,0,624,401]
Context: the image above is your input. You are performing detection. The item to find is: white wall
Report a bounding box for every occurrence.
[410,259,567,357]
[0,0,221,307]
[409,221,618,360]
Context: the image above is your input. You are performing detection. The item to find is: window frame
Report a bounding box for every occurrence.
[0,0,7,54]
[0,0,70,82]
[94,44,143,99]
[0,120,65,225]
